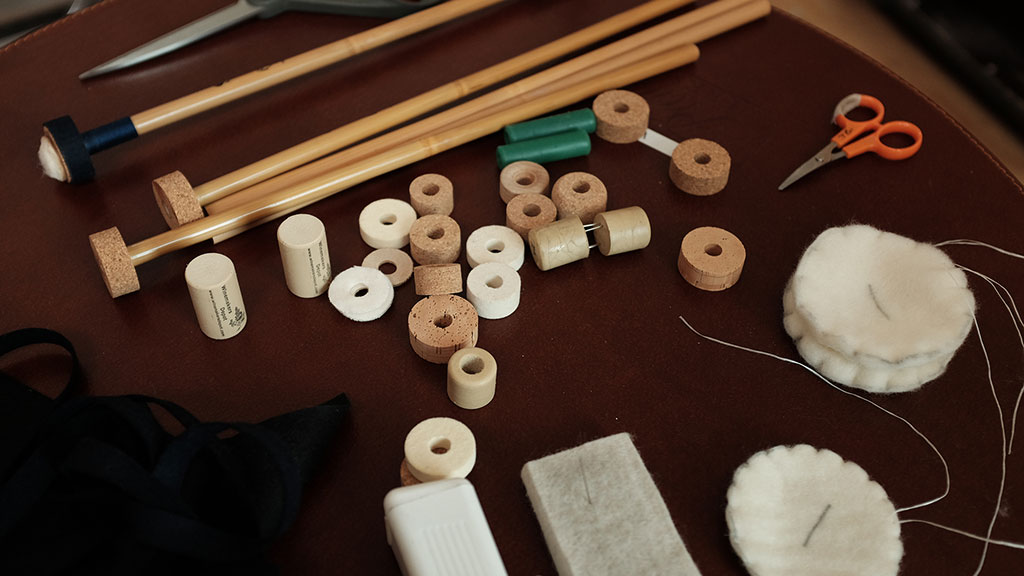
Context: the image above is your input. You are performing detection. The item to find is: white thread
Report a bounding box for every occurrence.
[677,314,950,513]
[898,519,1024,550]
[936,239,1024,261]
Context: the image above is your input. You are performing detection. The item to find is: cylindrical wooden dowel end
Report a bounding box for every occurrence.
[153,171,204,228]
[89,227,140,298]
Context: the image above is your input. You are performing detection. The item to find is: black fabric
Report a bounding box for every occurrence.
[41,115,95,183]
[0,328,349,576]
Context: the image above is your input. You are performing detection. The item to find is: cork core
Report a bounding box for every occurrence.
[670,138,731,196]
[89,227,140,298]
[408,295,479,364]
[153,171,204,228]
[499,161,550,203]
[506,193,556,239]
[593,90,650,143]
[551,172,608,224]
[678,226,746,291]
[413,263,463,296]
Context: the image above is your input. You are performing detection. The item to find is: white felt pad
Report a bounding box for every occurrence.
[726,444,902,576]
[521,433,702,576]
[784,225,975,392]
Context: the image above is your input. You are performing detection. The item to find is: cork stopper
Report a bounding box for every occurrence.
[408,295,479,364]
[153,171,204,228]
[499,161,550,203]
[89,227,140,298]
[551,172,608,224]
[414,263,463,296]
[506,193,556,239]
[678,226,746,291]
[409,173,454,216]
[409,214,461,265]
[593,90,650,143]
[670,138,731,196]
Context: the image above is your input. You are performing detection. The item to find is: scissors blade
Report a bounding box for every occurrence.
[777,142,846,191]
[79,0,264,80]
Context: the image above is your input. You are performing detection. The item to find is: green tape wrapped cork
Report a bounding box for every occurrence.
[502,109,596,143]
[496,129,591,169]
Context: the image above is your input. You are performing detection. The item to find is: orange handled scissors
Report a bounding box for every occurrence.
[778,93,923,190]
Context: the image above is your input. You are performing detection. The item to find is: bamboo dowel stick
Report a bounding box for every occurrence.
[189,0,697,207]
[41,0,504,184]
[91,46,700,297]
[205,0,767,221]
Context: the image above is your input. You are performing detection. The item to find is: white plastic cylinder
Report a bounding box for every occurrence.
[185,253,247,340]
[466,262,521,319]
[277,214,331,298]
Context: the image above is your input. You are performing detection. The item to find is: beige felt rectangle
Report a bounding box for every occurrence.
[521,433,702,576]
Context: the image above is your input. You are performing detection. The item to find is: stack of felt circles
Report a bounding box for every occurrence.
[783,225,976,393]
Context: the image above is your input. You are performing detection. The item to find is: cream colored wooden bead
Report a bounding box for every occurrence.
[593,89,649,143]
[670,138,731,196]
[592,206,651,256]
[328,266,395,321]
[185,253,247,340]
[359,198,418,249]
[413,263,463,296]
[447,347,497,409]
[678,226,746,291]
[277,214,332,298]
[499,161,549,203]
[551,172,607,223]
[506,192,556,239]
[361,248,413,287]
[409,214,461,265]
[408,295,478,364]
[528,216,590,271]
[409,173,454,216]
[404,417,477,482]
[466,262,520,319]
[465,225,525,270]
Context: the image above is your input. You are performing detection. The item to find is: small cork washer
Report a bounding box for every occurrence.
[89,227,139,298]
[592,206,651,256]
[678,226,746,291]
[499,161,549,203]
[362,248,413,287]
[328,266,395,321]
[408,295,479,364]
[670,138,731,196]
[528,216,591,271]
[551,172,608,224]
[277,214,331,298]
[185,253,247,340]
[409,173,454,216]
[447,347,497,410]
[404,417,476,482]
[465,225,525,270]
[506,193,556,239]
[466,262,521,320]
[413,263,463,296]
[409,214,461,265]
[593,90,650,143]
[153,171,203,228]
[359,198,418,249]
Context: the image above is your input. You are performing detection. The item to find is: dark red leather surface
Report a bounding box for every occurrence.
[2,1,1024,574]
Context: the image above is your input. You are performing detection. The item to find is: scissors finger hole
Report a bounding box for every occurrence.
[880,131,917,149]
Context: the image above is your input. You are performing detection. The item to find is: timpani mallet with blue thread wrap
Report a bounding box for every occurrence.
[36,0,506,184]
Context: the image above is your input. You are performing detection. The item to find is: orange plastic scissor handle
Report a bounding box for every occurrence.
[831,93,885,148]
[842,120,923,160]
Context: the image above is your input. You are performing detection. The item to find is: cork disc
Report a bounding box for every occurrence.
[506,193,556,239]
[678,226,745,291]
[499,161,550,203]
[409,173,454,216]
[408,295,479,364]
[670,138,731,196]
[89,227,139,298]
[409,214,461,265]
[551,172,608,224]
[153,171,204,228]
[413,263,463,296]
[592,90,650,143]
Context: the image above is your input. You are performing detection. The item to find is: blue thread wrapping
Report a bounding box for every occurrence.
[82,117,138,153]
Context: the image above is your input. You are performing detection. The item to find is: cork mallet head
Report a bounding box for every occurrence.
[40,116,95,184]
[89,227,140,298]
[153,171,204,228]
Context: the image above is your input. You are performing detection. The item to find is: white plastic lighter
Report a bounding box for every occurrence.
[384,478,508,576]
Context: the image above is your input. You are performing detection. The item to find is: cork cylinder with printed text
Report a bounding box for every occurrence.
[185,253,247,340]
[278,214,331,298]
